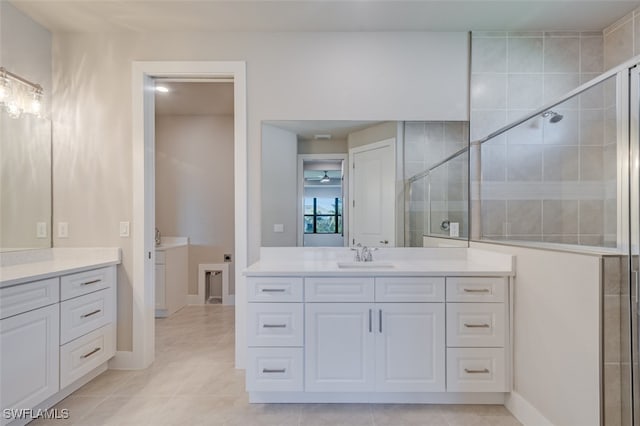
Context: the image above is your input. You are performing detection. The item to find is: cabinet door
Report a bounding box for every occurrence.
[305,303,374,392]
[0,304,59,422]
[375,303,445,392]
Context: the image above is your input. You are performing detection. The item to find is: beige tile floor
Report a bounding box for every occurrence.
[34,305,522,426]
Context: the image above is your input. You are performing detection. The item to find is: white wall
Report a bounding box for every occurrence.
[0,3,52,251]
[471,241,601,426]
[51,31,469,352]
[261,124,298,246]
[155,114,235,296]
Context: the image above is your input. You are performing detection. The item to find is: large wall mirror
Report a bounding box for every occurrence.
[261,120,469,248]
[1,112,52,252]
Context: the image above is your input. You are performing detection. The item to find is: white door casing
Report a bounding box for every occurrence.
[349,138,396,247]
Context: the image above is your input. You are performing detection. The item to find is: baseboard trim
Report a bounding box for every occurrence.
[505,391,554,426]
[249,391,506,404]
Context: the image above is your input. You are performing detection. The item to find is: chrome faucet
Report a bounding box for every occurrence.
[352,243,375,262]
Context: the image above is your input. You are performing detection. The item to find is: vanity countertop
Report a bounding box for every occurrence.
[245,247,515,277]
[0,247,121,287]
[155,236,189,251]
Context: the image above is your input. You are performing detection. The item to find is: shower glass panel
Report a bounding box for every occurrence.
[477,74,620,248]
[429,151,469,239]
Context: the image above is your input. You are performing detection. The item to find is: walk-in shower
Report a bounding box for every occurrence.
[404,57,640,426]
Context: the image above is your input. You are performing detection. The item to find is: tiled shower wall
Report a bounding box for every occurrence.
[404,121,468,247]
[470,31,618,246]
[603,7,640,70]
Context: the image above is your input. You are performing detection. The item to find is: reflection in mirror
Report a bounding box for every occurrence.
[262,120,469,248]
[1,112,52,251]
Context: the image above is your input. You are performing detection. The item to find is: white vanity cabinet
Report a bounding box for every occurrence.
[0,264,117,425]
[246,272,511,404]
[155,245,188,318]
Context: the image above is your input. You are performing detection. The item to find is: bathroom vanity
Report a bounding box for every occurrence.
[155,237,188,317]
[244,247,514,404]
[0,248,120,426]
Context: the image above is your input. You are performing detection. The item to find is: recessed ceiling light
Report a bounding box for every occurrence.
[156,86,169,93]
[314,134,332,140]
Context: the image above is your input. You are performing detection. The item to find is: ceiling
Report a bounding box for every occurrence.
[154,82,234,116]
[10,1,640,33]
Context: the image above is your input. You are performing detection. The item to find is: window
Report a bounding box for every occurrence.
[304,197,342,234]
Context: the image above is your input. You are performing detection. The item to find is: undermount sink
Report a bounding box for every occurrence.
[336,261,395,269]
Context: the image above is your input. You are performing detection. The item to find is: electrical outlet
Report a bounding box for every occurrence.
[58,222,69,238]
[119,221,130,237]
[224,254,232,262]
[36,222,47,238]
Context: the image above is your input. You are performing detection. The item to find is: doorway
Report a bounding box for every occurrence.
[129,61,247,370]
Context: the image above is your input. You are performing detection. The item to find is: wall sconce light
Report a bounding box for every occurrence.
[0,67,44,119]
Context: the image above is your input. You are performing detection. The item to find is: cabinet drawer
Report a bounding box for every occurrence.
[305,277,374,302]
[248,277,303,302]
[375,277,444,302]
[0,278,59,320]
[446,277,506,303]
[60,323,115,389]
[446,348,507,392]
[246,347,303,392]
[446,303,505,347]
[248,303,303,347]
[60,288,113,344]
[61,266,114,301]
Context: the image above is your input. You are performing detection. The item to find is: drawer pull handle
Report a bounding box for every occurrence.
[464,368,490,374]
[261,288,286,293]
[81,279,102,286]
[81,309,102,319]
[263,324,287,328]
[463,288,490,293]
[81,347,102,359]
[262,368,286,373]
[463,323,490,328]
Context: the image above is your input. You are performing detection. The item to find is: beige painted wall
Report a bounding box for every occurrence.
[155,114,235,296]
[297,138,347,154]
[51,31,469,351]
[261,124,298,246]
[471,242,601,426]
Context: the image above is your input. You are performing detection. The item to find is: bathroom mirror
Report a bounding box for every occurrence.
[261,120,469,248]
[0,112,52,252]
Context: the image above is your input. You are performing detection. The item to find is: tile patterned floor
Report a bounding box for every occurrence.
[33,305,522,425]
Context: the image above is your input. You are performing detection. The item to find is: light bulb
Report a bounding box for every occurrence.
[6,101,21,119]
[0,77,11,103]
[30,90,42,115]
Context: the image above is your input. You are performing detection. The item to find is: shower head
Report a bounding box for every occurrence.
[542,110,564,123]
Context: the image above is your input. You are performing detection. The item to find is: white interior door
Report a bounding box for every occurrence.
[349,138,396,247]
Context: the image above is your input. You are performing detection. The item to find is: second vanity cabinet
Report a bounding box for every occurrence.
[246,273,510,403]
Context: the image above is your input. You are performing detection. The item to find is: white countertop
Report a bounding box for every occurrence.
[0,247,121,287]
[155,236,189,251]
[245,247,515,277]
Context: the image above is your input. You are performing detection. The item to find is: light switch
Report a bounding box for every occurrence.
[449,222,459,238]
[273,224,284,233]
[58,222,69,238]
[119,221,130,237]
[36,222,47,238]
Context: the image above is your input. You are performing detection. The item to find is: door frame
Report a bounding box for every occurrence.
[119,61,247,370]
[296,153,349,247]
[348,138,396,247]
